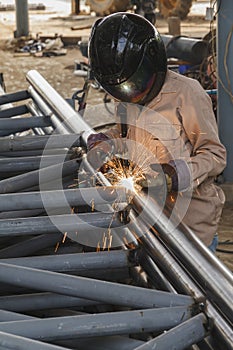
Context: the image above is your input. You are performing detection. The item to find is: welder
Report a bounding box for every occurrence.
[87,12,226,252]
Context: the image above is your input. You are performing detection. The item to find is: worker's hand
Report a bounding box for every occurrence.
[87,132,110,151]
[151,159,191,192]
[86,132,113,170]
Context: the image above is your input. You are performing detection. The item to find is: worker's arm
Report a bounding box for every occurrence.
[179,80,226,189]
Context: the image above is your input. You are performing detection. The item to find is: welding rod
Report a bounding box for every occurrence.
[134,313,208,350]
[0,262,193,309]
[0,306,192,341]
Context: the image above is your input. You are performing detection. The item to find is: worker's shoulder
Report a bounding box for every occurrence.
[166,69,202,92]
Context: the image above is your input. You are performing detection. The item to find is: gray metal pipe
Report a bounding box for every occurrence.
[0,116,51,130]
[28,86,71,135]
[0,306,192,340]
[134,313,208,350]
[0,250,134,272]
[60,335,145,350]
[0,90,30,105]
[0,187,127,211]
[131,193,233,324]
[129,214,233,349]
[26,70,94,142]
[15,0,29,38]
[0,330,70,350]
[0,158,80,194]
[161,35,208,65]
[0,263,194,309]
[0,292,101,312]
[0,212,122,236]
[0,134,81,152]
[0,233,62,259]
[0,309,34,322]
[0,104,28,118]
[0,155,72,172]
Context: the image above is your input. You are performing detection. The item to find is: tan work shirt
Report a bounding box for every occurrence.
[108,70,226,246]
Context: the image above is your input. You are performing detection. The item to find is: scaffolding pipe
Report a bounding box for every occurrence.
[0,263,194,309]
[0,306,192,340]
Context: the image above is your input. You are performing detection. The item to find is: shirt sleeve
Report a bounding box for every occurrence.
[179,80,226,188]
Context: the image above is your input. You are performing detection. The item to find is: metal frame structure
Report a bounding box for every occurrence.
[0,70,232,350]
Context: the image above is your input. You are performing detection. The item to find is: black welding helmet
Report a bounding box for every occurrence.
[88,12,167,105]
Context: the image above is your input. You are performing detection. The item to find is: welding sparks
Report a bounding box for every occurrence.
[102,157,146,194]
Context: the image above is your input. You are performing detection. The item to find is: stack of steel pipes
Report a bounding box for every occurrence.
[0,70,232,350]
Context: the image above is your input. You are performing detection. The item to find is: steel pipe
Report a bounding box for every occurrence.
[0,90,30,105]
[26,70,94,142]
[0,116,51,131]
[0,104,28,118]
[0,292,101,312]
[28,87,71,135]
[0,212,122,237]
[0,233,62,259]
[0,134,81,152]
[129,214,233,349]
[0,306,192,340]
[0,158,80,194]
[0,309,34,322]
[0,187,127,211]
[131,193,233,325]
[0,155,72,173]
[0,331,70,350]
[0,263,194,309]
[134,313,208,350]
[0,250,135,272]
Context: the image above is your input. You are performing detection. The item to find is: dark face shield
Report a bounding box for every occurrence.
[101,54,157,105]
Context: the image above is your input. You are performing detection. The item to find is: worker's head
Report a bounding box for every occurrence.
[88,12,167,105]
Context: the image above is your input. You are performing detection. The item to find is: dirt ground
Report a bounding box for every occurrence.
[0,6,232,272]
